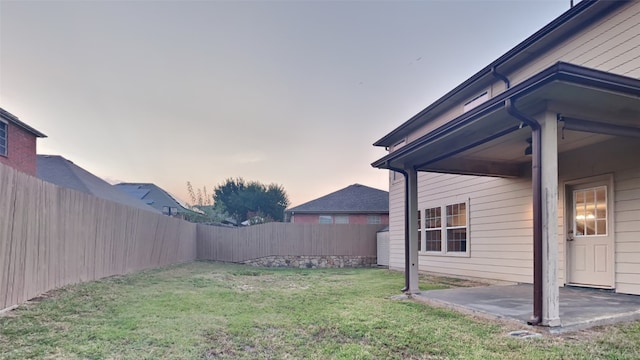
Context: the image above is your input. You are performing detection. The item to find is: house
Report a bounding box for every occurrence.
[115,183,190,216]
[37,155,160,213]
[286,184,389,225]
[371,1,640,327]
[0,108,46,176]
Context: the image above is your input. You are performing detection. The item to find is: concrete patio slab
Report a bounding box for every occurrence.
[414,284,640,333]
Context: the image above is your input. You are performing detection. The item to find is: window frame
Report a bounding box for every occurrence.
[419,200,470,257]
[573,186,608,237]
[367,215,381,224]
[334,215,349,224]
[0,119,7,157]
[319,215,333,224]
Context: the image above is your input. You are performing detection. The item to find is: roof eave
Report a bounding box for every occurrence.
[372,61,640,169]
[373,0,620,148]
[0,108,47,138]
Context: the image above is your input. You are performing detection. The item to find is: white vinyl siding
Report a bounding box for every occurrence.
[510,2,640,84]
[388,138,640,292]
[418,173,533,283]
[387,170,534,283]
[558,137,640,295]
[388,176,406,270]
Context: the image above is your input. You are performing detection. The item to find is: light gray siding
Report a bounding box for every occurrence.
[417,173,533,283]
[384,2,640,293]
[511,2,640,83]
[388,138,640,292]
[388,172,405,270]
[558,138,640,295]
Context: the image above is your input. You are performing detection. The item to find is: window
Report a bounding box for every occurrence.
[0,121,6,157]
[335,215,349,224]
[424,207,442,252]
[367,215,381,224]
[417,210,422,251]
[446,203,467,252]
[420,202,468,254]
[574,186,607,236]
[319,215,333,224]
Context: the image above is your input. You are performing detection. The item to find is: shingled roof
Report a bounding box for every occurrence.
[286,184,388,214]
[115,183,189,214]
[36,155,160,213]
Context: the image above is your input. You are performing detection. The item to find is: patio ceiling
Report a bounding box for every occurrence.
[372,62,640,178]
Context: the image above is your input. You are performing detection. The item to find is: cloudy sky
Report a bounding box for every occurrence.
[1,0,573,207]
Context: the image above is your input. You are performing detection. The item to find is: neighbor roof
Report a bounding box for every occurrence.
[286,184,389,214]
[0,108,47,138]
[36,155,159,213]
[115,183,188,213]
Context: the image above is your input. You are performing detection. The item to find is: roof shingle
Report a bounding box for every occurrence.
[286,184,388,214]
[36,155,160,213]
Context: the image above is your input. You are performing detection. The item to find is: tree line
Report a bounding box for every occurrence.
[186,178,289,225]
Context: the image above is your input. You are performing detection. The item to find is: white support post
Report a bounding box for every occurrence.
[541,111,560,327]
[406,167,420,294]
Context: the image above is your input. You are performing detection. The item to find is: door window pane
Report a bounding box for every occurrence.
[574,186,607,237]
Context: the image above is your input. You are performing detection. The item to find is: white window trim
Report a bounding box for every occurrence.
[573,185,608,237]
[420,199,470,257]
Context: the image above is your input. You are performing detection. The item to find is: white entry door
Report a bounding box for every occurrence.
[567,181,614,288]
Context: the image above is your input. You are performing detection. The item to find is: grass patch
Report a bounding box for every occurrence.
[1,261,639,359]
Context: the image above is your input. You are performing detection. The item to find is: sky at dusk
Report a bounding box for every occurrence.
[1,0,574,207]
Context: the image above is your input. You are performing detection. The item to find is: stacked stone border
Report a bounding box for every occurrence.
[243,255,377,268]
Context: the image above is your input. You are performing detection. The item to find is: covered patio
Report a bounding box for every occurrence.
[373,62,640,327]
[415,284,640,334]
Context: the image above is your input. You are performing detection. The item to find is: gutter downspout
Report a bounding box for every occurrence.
[491,66,511,89]
[506,99,543,326]
[387,163,410,292]
[493,66,543,326]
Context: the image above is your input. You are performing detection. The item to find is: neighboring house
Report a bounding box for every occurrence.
[115,183,190,216]
[37,155,160,213]
[0,108,46,176]
[372,1,640,327]
[286,184,389,225]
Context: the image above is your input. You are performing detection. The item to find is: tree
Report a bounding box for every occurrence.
[185,181,229,224]
[213,178,289,225]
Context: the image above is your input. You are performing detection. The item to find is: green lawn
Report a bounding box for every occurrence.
[2,262,640,359]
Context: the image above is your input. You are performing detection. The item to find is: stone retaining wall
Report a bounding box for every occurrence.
[243,255,377,268]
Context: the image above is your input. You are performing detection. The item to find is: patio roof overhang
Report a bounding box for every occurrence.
[371,62,640,176]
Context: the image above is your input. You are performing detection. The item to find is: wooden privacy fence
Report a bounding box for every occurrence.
[196,222,382,262]
[0,164,197,311]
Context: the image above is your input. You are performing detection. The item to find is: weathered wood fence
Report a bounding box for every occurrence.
[0,164,197,311]
[196,222,381,262]
[1,162,383,311]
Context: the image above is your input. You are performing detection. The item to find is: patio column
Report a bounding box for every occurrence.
[406,167,420,293]
[540,111,560,326]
